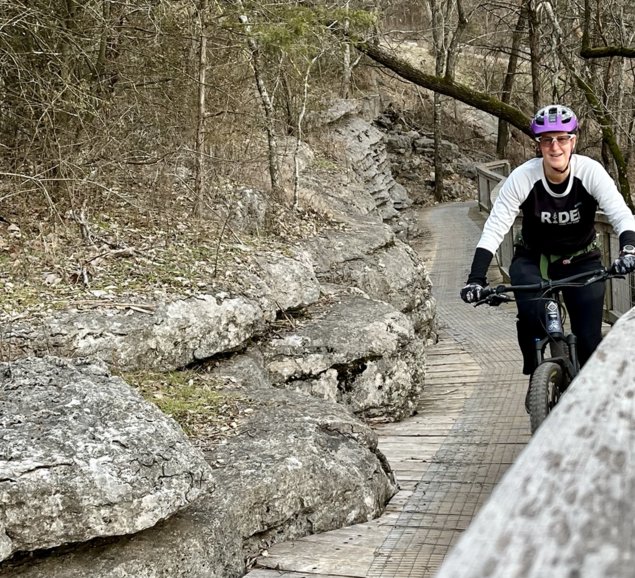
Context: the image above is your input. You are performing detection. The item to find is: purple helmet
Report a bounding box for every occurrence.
[530,104,578,135]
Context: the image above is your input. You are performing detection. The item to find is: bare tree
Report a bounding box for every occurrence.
[236,1,284,200]
[424,0,469,201]
[194,0,209,217]
[497,0,528,158]
[581,0,635,58]
[427,0,446,202]
[540,0,634,209]
[527,0,543,109]
[341,0,353,98]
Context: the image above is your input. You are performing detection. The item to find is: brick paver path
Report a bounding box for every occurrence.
[366,202,531,577]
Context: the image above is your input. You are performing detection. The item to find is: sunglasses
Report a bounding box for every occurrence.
[535,134,575,146]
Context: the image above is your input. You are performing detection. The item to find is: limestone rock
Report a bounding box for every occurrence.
[6,294,272,372]
[5,252,320,372]
[263,295,425,421]
[305,97,381,128]
[0,370,395,577]
[0,357,211,562]
[297,168,381,223]
[249,250,321,311]
[330,116,412,219]
[213,384,397,548]
[301,221,436,339]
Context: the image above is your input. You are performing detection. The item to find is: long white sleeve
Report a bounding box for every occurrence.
[476,159,538,254]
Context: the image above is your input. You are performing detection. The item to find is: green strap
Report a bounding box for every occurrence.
[539,254,550,280]
[539,239,599,280]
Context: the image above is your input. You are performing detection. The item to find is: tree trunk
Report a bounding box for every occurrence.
[293,52,321,208]
[96,0,111,90]
[95,0,121,97]
[237,4,283,200]
[444,0,469,80]
[497,0,527,158]
[433,91,444,202]
[354,40,532,135]
[428,0,445,202]
[341,1,352,98]
[527,0,542,109]
[194,0,208,217]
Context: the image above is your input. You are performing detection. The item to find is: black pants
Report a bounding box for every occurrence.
[509,249,605,375]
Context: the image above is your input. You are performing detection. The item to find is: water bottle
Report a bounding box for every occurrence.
[545,300,563,338]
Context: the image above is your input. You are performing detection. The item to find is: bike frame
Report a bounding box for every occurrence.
[475,267,619,432]
[532,294,578,381]
[477,267,615,380]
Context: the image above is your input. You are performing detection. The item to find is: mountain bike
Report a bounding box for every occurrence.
[474,267,618,434]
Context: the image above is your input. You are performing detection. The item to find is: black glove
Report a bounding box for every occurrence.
[611,253,635,275]
[460,283,484,303]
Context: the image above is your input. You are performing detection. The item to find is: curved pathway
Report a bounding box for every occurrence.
[246,201,531,578]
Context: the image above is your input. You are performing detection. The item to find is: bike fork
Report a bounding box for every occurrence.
[533,335,577,381]
[566,333,579,374]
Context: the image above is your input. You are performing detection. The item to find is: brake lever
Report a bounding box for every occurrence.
[491,294,514,306]
[585,273,610,285]
[473,294,514,307]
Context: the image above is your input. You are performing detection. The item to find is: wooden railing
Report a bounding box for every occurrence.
[475,162,634,322]
[476,159,510,212]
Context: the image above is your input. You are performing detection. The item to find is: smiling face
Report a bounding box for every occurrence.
[536,131,576,181]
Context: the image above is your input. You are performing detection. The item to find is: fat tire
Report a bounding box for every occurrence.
[528,361,563,434]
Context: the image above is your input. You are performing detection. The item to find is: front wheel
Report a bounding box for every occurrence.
[528,361,564,434]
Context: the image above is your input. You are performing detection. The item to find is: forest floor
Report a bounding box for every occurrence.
[0,193,339,441]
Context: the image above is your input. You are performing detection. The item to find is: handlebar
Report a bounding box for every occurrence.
[474,267,620,307]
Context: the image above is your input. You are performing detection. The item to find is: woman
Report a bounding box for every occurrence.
[460,104,635,389]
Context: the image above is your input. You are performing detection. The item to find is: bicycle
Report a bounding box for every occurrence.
[474,267,619,434]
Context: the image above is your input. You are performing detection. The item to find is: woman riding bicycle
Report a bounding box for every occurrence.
[460,104,635,402]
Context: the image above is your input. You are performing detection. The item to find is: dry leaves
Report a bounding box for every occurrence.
[0,201,331,322]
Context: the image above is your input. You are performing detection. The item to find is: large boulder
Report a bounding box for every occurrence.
[297,167,381,223]
[0,357,211,563]
[5,295,272,372]
[300,221,436,338]
[0,357,395,577]
[262,293,425,421]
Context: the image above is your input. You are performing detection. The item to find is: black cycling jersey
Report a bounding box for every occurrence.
[469,154,635,282]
